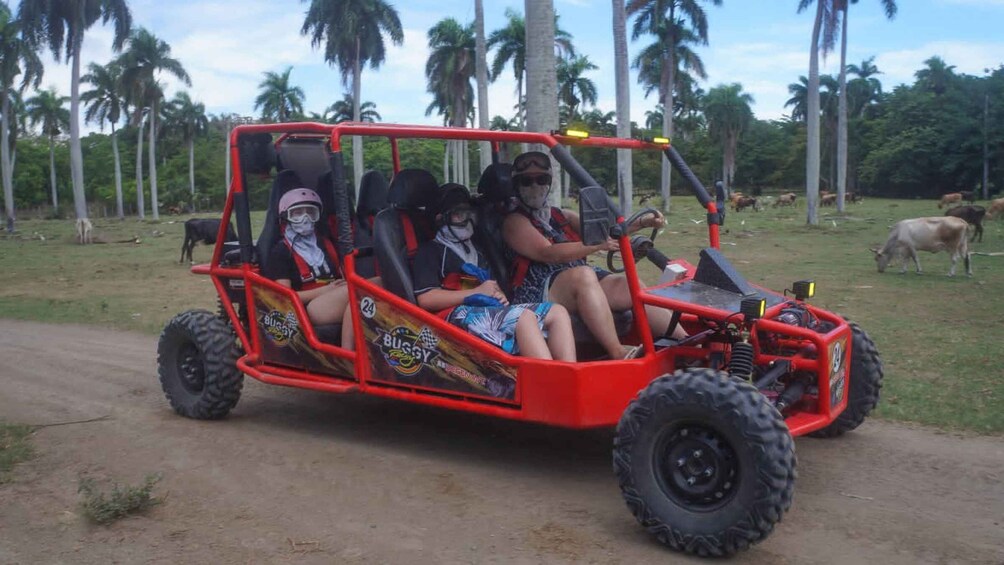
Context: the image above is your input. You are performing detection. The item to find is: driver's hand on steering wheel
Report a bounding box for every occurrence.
[639,210,665,230]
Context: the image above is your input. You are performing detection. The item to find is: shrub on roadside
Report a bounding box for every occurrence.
[78,473,163,524]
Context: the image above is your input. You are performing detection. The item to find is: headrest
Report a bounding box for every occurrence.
[238,133,276,175]
[387,169,440,210]
[357,170,389,218]
[275,169,304,195]
[477,163,514,204]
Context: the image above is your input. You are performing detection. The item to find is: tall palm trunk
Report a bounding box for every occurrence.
[110,123,123,219]
[612,0,633,214]
[352,38,364,197]
[806,1,823,225]
[524,0,560,207]
[135,110,145,219]
[69,40,88,221]
[660,22,676,213]
[48,135,58,212]
[474,0,491,171]
[836,5,849,213]
[1,93,15,231]
[188,138,196,212]
[148,101,159,220]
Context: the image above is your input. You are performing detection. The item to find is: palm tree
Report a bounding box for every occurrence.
[627,0,722,212]
[487,8,575,130]
[425,17,476,185]
[704,83,753,189]
[301,0,403,194]
[557,55,598,120]
[846,57,882,117]
[0,4,42,231]
[167,92,208,211]
[785,76,809,122]
[835,1,896,211]
[118,27,190,220]
[81,61,126,218]
[328,93,381,123]
[18,0,132,224]
[524,0,561,206]
[645,105,664,131]
[26,87,70,214]
[474,0,491,171]
[254,67,305,122]
[797,0,839,225]
[915,56,956,95]
[612,0,633,213]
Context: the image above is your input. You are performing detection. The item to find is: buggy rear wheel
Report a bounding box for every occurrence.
[810,321,883,438]
[158,310,243,419]
[614,368,796,557]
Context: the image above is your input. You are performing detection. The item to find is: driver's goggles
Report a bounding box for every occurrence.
[516,174,552,188]
[287,204,320,223]
[446,206,476,225]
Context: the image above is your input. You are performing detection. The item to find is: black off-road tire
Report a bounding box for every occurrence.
[158,310,243,419]
[810,321,883,438]
[614,368,796,557]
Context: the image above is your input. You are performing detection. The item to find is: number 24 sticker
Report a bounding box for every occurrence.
[360,297,376,319]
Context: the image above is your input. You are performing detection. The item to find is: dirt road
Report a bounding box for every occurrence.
[1,319,1001,564]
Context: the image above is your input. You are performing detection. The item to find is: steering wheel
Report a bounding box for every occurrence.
[606,208,662,273]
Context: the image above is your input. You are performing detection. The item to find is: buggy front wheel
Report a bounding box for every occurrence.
[158,310,243,419]
[613,368,796,557]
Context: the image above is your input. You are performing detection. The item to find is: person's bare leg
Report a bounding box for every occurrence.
[542,304,575,361]
[548,266,628,359]
[340,306,355,351]
[306,283,349,325]
[515,309,552,360]
[599,274,684,339]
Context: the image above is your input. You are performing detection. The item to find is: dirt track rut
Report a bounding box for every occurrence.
[1,319,1002,564]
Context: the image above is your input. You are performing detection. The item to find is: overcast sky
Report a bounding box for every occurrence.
[30,0,1004,134]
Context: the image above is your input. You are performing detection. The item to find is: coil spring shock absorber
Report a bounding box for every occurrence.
[729,339,755,381]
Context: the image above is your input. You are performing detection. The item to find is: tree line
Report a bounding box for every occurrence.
[2,0,1001,233]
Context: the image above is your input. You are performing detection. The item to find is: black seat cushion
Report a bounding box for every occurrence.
[257,169,305,272]
[353,170,389,279]
[373,169,442,303]
[314,323,342,346]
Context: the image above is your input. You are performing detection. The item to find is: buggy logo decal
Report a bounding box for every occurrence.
[374,326,440,376]
[829,339,847,407]
[262,310,300,345]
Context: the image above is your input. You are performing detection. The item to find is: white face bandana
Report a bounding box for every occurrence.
[518,184,550,210]
[436,224,479,266]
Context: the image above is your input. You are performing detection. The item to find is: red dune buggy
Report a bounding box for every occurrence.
[157,122,882,557]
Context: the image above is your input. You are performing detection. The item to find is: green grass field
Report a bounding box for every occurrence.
[2,196,1002,433]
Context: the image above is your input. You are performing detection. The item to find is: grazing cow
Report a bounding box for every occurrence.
[775,192,797,207]
[180,218,237,264]
[986,197,1004,220]
[959,190,976,204]
[944,205,986,242]
[821,193,837,207]
[734,196,758,212]
[872,216,971,277]
[938,193,963,209]
[75,218,93,244]
[846,191,863,203]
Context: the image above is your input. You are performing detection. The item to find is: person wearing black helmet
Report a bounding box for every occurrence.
[411,183,575,361]
[502,151,680,360]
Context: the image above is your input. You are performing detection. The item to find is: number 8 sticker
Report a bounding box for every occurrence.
[360,296,376,319]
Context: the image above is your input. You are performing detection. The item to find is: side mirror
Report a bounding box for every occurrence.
[579,185,612,245]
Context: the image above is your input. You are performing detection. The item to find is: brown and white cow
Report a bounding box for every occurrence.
[986,197,1004,219]
[938,193,963,209]
[775,192,797,207]
[872,216,971,277]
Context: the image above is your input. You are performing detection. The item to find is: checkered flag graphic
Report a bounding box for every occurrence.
[418,327,439,349]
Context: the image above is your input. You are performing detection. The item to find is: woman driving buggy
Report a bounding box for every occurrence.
[502,151,685,360]
[411,184,576,362]
[263,188,362,349]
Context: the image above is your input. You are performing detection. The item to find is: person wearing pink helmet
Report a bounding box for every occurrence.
[264,188,355,347]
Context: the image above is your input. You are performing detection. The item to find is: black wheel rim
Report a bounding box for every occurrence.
[176,342,206,394]
[652,422,739,511]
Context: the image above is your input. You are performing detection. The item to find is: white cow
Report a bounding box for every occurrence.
[872,216,971,277]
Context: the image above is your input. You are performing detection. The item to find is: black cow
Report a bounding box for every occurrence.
[944,205,986,243]
[959,190,976,204]
[180,218,237,263]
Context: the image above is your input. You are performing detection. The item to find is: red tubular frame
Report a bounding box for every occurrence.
[194,122,846,434]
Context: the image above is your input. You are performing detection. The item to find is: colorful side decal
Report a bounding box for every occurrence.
[828,338,847,409]
[358,291,519,403]
[252,285,355,378]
